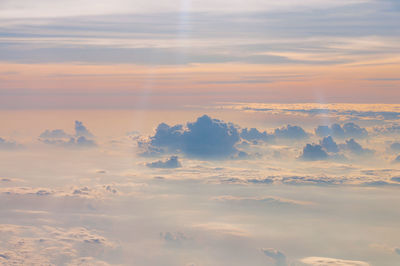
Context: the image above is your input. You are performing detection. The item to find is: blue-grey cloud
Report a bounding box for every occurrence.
[39,121,96,148]
[262,248,287,266]
[344,139,374,155]
[143,115,240,159]
[0,137,19,150]
[39,129,70,139]
[391,177,400,182]
[320,136,339,153]
[300,144,328,161]
[274,125,308,140]
[393,155,400,164]
[75,121,93,137]
[146,156,181,169]
[240,128,274,142]
[395,247,400,255]
[316,123,367,139]
[390,142,400,152]
[41,136,96,148]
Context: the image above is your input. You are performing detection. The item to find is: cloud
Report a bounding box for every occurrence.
[393,155,400,164]
[390,142,400,152]
[320,136,339,153]
[160,231,189,245]
[75,121,93,137]
[146,156,182,169]
[0,137,19,150]
[299,256,369,266]
[213,195,310,206]
[274,125,308,140]
[344,139,374,155]
[143,115,241,159]
[300,144,328,161]
[0,224,117,265]
[391,177,400,182]
[395,247,400,255]
[262,248,287,266]
[39,121,96,148]
[39,129,70,139]
[240,128,274,142]
[315,123,367,139]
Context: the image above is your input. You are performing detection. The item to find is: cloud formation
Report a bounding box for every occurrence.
[316,123,368,139]
[240,128,273,142]
[344,139,373,156]
[262,248,287,266]
[0,137,19,149]
[320,136,339,153]
[300,144,328,161]
[274,125,308,140]
[146,156,182,169]
[75,120,93,137]
[39,121,96,148]
[143,115,240,159]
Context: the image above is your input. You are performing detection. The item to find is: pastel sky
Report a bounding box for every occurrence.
[1,1,400,266]
[1,0,400,108]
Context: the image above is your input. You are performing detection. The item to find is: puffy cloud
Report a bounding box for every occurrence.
[344,139,373,156]
[39,129,70,139]
[343,123,368,138]
[316,124,345,138]
[0,137,19,149]
[262,248,287,266]
[299,256,369,266]
[300,144,328,161]
[240,128,273,142]
[374,123,400,135]
[390,142,400,152]
[320,136,339,153]
[39,121,96,148]
[75,120,93,137]
[146,156,182,169]
[315,123,367,139]
[274,125,308,140]
[143,115,241,159]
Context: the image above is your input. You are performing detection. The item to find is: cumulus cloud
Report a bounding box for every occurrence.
[344,139,374,156]
[274,125,308,140]
[300,144,328,161]
[299,256,369,266]
[39,129,70,139]
[390,142,400,152]
[142,115,241,159]
[39,121,96,148]
[0,137,19,150]
[74,121,93,137]
[262,248,287,266]
[240,128,273,142]
[146,156,182,169]
[316,123,367,139]
[320,136,339,153]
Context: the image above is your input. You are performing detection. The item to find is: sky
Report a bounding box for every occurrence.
[1,1,400,266]
[0,0,400,108]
